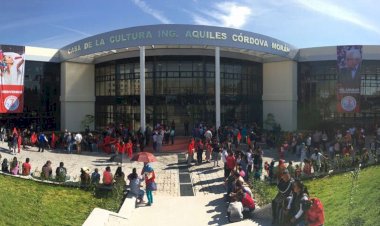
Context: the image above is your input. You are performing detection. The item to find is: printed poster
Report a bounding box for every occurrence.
[336,45,362,113]
[0,45,25,113]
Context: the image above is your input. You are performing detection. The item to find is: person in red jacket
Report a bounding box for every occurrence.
[306,198,324,226]
[187,138,195,165]
[126,139,133,159]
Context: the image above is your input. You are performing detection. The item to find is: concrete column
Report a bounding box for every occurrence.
[215,47,221,130]
[61,62,95,132]
[262,61,297,131]
[139,46,146,133]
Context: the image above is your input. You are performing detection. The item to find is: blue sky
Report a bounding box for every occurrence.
[1,0,379,49]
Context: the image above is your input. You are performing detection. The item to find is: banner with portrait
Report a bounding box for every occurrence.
[336,45,362,113]
[0,45,25,113]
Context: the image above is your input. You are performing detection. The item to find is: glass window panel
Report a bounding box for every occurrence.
[167,61,179,71]
[206,63,215,72]
[180,62,192,71]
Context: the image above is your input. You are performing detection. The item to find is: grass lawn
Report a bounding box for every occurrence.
[0,175,122,226]
[254,165,380,226]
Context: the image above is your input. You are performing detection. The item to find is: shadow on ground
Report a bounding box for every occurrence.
[206,197,229,225]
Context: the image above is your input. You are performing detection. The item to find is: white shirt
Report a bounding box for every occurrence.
[74,133,82,142]
[311,152,323,166]
[205,130,212,139]
[227,201,243,222]
[221,149,228,163]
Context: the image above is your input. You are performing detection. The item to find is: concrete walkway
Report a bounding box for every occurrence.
[0,141,296,225]
[127,151,281,226]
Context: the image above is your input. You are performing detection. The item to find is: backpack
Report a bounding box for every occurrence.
[58,167,65,176]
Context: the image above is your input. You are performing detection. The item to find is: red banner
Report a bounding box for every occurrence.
[0,45,25,113]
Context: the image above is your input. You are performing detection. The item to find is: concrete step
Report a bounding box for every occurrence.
[127,195,267,226]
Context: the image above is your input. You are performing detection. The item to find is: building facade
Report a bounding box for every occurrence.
[1,25,379,133]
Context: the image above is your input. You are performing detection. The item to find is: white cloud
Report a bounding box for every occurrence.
[191,2,252,28]
[131,0,171,24]
[294,0,380,35]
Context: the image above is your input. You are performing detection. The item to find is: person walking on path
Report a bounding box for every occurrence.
[38,133,48,152]
[144,164,156,206]
[187,138,195,165]
[212,139,221,167]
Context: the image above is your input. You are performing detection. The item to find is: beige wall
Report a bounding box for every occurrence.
[263,61,297,131]
[61,62,95,132]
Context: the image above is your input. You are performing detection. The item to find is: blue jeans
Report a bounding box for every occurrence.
[146,190,153,204]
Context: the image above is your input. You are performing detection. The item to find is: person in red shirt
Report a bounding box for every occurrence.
[196,139,204,164]
[240,191,255,218]
[31,132,37,145]
[187,138,195,165]
[17,133,22,153]
[225,151,236,177]
[205,141,212,163]
[126,139,133,159]
[237,131,242,146]
[22,158,31,176]
[103,166,113,185]
[306,198,325,226]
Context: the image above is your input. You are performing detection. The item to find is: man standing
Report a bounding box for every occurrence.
[38,133,47,152]
[75,132,83,154]
[338,49,362,89]
[156,130,163,153]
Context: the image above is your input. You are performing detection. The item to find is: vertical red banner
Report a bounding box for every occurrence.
[0,45,25,113]
[336,46,362,113]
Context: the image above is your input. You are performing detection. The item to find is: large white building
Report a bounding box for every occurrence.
[4,24,380,133]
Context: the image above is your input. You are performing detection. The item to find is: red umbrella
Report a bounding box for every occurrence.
[131,152,157,163]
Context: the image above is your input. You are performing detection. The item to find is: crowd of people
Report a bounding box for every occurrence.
[0,121,180,158]
[0,151,158,207]
[2,121,379,224]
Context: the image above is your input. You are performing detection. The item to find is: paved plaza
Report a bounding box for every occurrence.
[0,142,284,225]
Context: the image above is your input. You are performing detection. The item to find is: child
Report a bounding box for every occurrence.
[295,164,301,179]
[264,161,270,178]
[303,159,312,176]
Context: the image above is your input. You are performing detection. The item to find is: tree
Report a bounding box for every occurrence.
[81,115,94,131]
